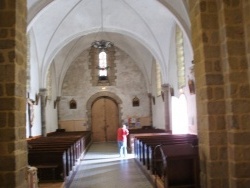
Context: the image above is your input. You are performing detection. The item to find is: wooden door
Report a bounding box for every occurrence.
[92,97,119,142]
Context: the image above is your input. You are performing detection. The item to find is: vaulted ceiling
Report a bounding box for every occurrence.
[27,0,192,92]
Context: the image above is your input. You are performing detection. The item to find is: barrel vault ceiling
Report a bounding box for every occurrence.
[27,0,192,93]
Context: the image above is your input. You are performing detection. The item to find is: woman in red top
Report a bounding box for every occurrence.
[117,124,129,157]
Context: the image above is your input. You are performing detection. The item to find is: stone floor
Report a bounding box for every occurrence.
[38,142,154,188]
[39,182,64,188]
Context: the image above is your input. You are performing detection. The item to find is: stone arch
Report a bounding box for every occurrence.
[86,91,123,129]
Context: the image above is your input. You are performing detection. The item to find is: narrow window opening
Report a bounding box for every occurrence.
[89,45,115,86]
[98,51,108,80]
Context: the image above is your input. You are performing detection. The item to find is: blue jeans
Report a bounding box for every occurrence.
[118,141,127,156]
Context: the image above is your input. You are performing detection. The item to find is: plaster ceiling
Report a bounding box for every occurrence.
[27,0,191,91]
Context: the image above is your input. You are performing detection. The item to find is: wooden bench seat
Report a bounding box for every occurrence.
[135,135,198,169]
[29,138,80,168]
[29,144,73,176]
[27,131,92,182]
[28,150,67,181]
[35,164,59,181]
[154,144,200,188]
[134,134,198,172]
[127,128,168,153]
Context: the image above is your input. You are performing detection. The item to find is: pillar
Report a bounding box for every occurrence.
[189,0,250,187]
[39,88,47,136]
[161,84,172,133]
[0,0,28,187]
[148,93,153,126]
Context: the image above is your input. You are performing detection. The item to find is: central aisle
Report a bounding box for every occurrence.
[65,142,153,188]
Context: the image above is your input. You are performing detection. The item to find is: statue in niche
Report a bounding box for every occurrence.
[132,96,140,107]
[70,99,77,109]
[188,79,195,94]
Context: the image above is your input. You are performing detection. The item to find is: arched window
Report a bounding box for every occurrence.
[155,62,162,96]
[98,51,108,79]
[89,46,116,86]
[176,25,185,89]
[46,65,52,100]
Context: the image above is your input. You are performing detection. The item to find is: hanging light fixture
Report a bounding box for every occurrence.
[92,40,113,49]
[91,0,113,49]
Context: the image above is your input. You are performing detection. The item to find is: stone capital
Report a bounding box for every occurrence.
[161,84,171,92]
[39,88,47,96]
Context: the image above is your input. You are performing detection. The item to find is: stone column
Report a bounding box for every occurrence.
[218,1,250,187]
[0,0,28,187]
[189,0,250,187]
[56,96,61,129]
[161,84,172,133]
[39,88,47,136]
[148,93,153,126]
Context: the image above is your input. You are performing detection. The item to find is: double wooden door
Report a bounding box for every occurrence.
[91,97,119,142]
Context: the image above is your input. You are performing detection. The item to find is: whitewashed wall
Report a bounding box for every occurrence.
[150,34,197,134]
[150,61,166,129]
[26,31,42,138]
[26,57,59,137]
[183,38,197,134]
[45,63,59,133]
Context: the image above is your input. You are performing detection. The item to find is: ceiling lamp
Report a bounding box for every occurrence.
[92,40,113,49]
[91,0,113,49]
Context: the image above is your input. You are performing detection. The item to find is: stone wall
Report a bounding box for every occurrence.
[189,0,250,187]
[244,0,250,84]
[59,47,150,130]
[0,0,28,187]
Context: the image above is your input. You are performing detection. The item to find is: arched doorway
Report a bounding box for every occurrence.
[91,97,119,142]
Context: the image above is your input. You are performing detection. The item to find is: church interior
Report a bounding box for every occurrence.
[1,0,250,187]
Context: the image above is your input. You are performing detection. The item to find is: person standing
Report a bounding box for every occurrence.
[117,124,129,157]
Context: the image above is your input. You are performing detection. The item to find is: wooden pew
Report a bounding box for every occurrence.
[56,131,92,162]
[154,144,200,188]
[28,137,80,169]
[28,131,92,182]
[134,134,198,173]
[47,131,92,159]
[127,128,168,153]
[28,140,75,176]
[134,134,172,158]
[28,149,67,181]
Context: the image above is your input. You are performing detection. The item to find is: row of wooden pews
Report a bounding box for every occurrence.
[27,131,92,182]
[127,128,168,153]
[133,133,200,188]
